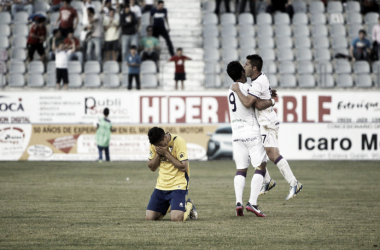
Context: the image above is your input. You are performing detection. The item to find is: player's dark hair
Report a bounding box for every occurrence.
[148,127,165,145]
[359,29,366,35]
[37,16,46,23]
[177,48,182,52]
[227,61,244,81]
[246,54,263,71]
[104,108,109,116]
[87,7,95,14]
[158,0,164,4]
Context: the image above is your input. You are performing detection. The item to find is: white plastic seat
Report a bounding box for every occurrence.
[240,36,256,49]
[297,61,314,74]
[28,73,44,87]
[203,25,218,37]
[318,74,334,88]
[204,73,221,88]
[337,74,353,87]
[204,37,219,48]
[328,1,343,13]
[267,74,278,87]
[28,61,44,73]
[204,62,221,74]
[239,24,255,37]
[141,74,158,88]
[294,24,310,37]
[277,48,294,61]
[13,24,29,37]
[222,49,238,62]
[259,48,275,61]
[258,37,274,49]
[71,1,82,12]
[257,25,273,37]
[276,36,292,48]
[203,13,218,25]
[204,48,220,62]
[68,61,82,73]
[371,61,380,73]
[354,61,370,74]
[292,0,306,13]
[312,25,328,37]
[364,12,379,25]
[68,74,82,88]
[0,12,11,24]
[221,13,236,26]
[11,49,27,61]
[9,60,25,73]
[238,13,253,25]
[275,25,291,37]
[203,1,216,13]
[140,60,157,74]
[222,73,233,88]
[274,13,290,25]
[335,59,352,74]
[262,60,277,74]
[0,36,9,49]
[292,13,308,25]
[355,74,372,88]
[313,36,329,48]
[332,36,348,49]
[221,25,237,37]
[348,24,363,39]
[295,36,311,48]
[296,48,312,61]
[330,24,346,37]
[347,1,360,13]
[257,13,272,25]
[84,61,101,73]
[14,12,28,24]
[316,61,333,74]
[329,13,344,24]
[347,12,363,25]
[239,48,257,60]
[84,74,101,88]
[310,13,326,25]
[222,37,238,48]
[9,73,25,87]
[310,1,325,13]
[0,25,10,37]
[12,36,27,48]
[315,48,331,61]
[103,61,119,73]
[280,74,297,88]
[279,61,295,74]
[103,73,120,88]
[298,74,315,88]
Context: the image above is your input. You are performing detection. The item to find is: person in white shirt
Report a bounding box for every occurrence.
[86,7,103,63]
[372,17,380,60]
[231,54,303,201]
[53,39,75,90]
[82,0,94,27]
[130,0,142,30]
[227,61,275,217]
[103,8,120,61]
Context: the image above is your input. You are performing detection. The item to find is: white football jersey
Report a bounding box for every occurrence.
[228,82,261,139]
[248,72,280,126]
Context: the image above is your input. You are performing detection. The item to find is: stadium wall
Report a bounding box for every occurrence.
[0,90,379,161]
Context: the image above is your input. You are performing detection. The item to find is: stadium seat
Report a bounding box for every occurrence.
[313,36,329,48]
[221,13,236,26]
[335,60,351,74]
[50,12,60,24]
[257,13,272,25]
[28,61,44,73]
[0,74,5,87]
[71,1,82,12]
[103,61,119,73]
[333,48,349,57]
[354,61,370,74]
[259,48,275,61]
[238,13,253,25]
[316,61,333,74]
[309,1,325,13]
[103,74,120,88]
[0,36,9,49]
[310,13,326,25]
[221,25,237,37]
[9,60,25,73]
[92,1,102,13]
[28,73,44,87]
[238,24,255,37]
[222,37,238,48]
[276,36,293,48]
[373,74,380,87]
[258,37,274,49]
[355,74,372,88]
[364,12,379,25]
[12,24,29,37]
[275,25,291,37]
[46,72,55,87]
[332,36,348,49]
[68,61,82,74]
[297,61,314,74]
[121,62,129,74]
[14,12,29,24]
[12,36,27,48]
[84,61,101,74]
[257,25,273,37]
[204,73,221,88]
[312,25,328,37]
[279,74,297,88]
[34,1,49,12]
[204,48,220,61]
[298,74,316,88]
[203,13,218,25]
[239,48,257,60]
[348,24,363,39]
[121,73,129,87]
[315,48,331,61]
[222,49,238,62]
[11,49,27,61]
[330,24,346,37]
[346,12,363,25]
[68,74,83,88]
[294,24,310,37]
[372,61,380,73]
[47,61,56,73]
[240,36,256,49]
[267,74,278,87]
[203,0,215,13]
[296,48,312,61]
[204,37,219,48]
[279,61,295,74]
[0,49,8,61]
[367,24,377,42]
[84,74,101,88]
[0,12,11,24]
[277,48,294,61]
[295,36,311,48]
[262,60,277,74]
[140,61,157,74]
[203,25,218,37]
[141,74,158,88]
[346,1,360,13]
[222,73,233,88]
[0,25,10,37]
[8,73,25,87]
[337,74,353,87]
[318,74,334,88]
[328,1,343,13]
[274,13,290,25]
[328,13,344,24]
[292,13,308,25]
[74,25,83,38]
[204,62,221,74]
[292,0,306,13]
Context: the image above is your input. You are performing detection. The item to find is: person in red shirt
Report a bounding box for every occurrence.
[27,17,47,62]
[55,0,78,38]
[64,32,83,65]
[168,48,191,90]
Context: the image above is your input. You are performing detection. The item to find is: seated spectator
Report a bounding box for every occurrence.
[28,13,47,23]
[140,25,160,66]
[362,0,379,15]
[27,17,47,62]
[0,0,12,12]
[53,40,76,90]
[55,0,78,38]
[103,8,120,61]
[11,0,33,17]
[350,29,371,62]
[86,7,103,63]
[49,29,65,61]
[64,32,83,65]
[266,0,294,19]
[50,0,62,12]
[126,45,141,90]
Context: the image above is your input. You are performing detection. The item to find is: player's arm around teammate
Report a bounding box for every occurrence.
[231,83,274,110]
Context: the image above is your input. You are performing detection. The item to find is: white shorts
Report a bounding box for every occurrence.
[233,136,267,169]
[260,123,279,148]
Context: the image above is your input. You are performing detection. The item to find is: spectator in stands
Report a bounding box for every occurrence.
[266,0,294,19]
[150,0,174,56]
[214,0,230,15]
[126,45,141,90]
[140,25,160,66]
[101,0,112,15]
[55,0,78,38]
[50,0,62,12]
[361,0,379,15]
[27,17,47,62]
[49,29,64,60]
[239,0,256,19]
[103,8,120,61]
[11,0,33,17]
[120,3,138,62]
[168,48,191,90]
[64,32,83,65]
[350,29,371,62]
[372,17,380,60]
[130,0,142,30]
[53,40,75,90]
[142,0,154,13]
[0,0,12,12]
[86,7,103,63]
[82,0,94,27]
[110,0,122,12]
[28,12,47,23]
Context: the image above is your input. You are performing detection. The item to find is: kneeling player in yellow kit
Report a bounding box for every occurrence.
[146,127,198,221]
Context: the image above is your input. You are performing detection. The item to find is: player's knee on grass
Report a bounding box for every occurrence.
[146,210,163,221]
[170,210,184,221]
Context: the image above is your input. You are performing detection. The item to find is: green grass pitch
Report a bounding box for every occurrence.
[0,161,379,249]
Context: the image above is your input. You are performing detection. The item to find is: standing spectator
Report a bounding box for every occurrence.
[130,0,142,30]
[27,17,47,62]
[11,0,33,17]
[239,0,255,19]
[49,29,64,60]
[361,0,379,15]
[126,45,141,90]
[0,0,12,12]
[53,39,75,90]
[150,1,174,56]
[103,8,120,61]
[372,17,380,60]
[82,0,94,27]
[64,32,83,65]
[215,0,230,15]
[266,0,294,19]
[50,0,62,12]
[86,7,103,63]
[110,0,122,11]
[101,0,112,15]
[350,29,371,62]
[168,48,191,90]
[142,0,153,13]
[95,108,116,162]
[140,25,160,66]
[120,4,138,62]
[55,0,78,38]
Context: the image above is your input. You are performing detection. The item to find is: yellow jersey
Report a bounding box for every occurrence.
[149,133,190,191]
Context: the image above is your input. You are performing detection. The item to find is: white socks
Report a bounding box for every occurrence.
[263,168,271,184]
[249,172,264,206]
[276,157,297,186]
[234,175,246,205]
